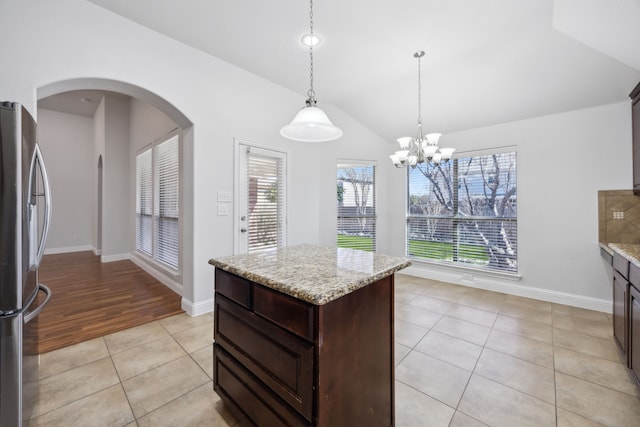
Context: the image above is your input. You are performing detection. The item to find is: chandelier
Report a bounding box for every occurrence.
[280,0,343,142]
[390,51,454,167]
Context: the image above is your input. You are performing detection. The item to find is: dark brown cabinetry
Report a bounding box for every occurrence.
[630,283,640,386]
[630,82,640,194]
[213,268,395,427]
[613,253,630,353]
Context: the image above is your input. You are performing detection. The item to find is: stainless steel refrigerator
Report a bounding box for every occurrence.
[0,101,52,426]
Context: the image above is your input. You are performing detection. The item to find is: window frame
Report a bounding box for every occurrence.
[405,147,517,275]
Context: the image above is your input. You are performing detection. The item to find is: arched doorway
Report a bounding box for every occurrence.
[37,78,195,308]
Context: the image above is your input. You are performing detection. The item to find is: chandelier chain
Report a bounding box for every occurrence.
[417,53,422,127]
[308,0,316,102]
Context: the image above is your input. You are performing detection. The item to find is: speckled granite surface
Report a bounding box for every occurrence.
[600,242,614,256]
[208,245,411,305]
[609,243,640,268]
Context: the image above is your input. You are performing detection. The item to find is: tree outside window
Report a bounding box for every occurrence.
[407,152,517,272]
[337,164,376,252]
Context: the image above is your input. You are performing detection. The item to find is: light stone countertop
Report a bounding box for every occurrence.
[600,242,614,257]
[609,243,640,268]
[208,244,411,305]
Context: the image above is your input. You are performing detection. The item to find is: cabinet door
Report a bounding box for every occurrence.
[631,81,640,192]
[613,270,628,354]
[630,285,640,386]
[633,95,640,190]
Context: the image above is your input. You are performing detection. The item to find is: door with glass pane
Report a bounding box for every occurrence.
[236,143,287,254]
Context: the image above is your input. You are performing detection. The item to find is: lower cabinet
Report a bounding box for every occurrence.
[213,268,395,427]
[613,270,629,353]
[630,284,640,386]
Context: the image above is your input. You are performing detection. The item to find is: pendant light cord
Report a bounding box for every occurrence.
[417,53,422,128]
[307,0,316,105]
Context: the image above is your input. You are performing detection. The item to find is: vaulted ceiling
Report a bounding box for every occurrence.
[52,0,640,143]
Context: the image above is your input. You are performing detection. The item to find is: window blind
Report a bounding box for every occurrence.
[135,132,180,271]
[136,150,152,256]
[246,150,285,252]
[407,152,517,273]
[337,163,376,252]
[155,135,179,269]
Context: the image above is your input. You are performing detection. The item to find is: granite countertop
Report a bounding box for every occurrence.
[599,242,614,256]
[609,243,640,268]
[208,244,411,305]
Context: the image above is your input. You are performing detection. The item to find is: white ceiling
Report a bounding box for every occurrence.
[46,0,640,143]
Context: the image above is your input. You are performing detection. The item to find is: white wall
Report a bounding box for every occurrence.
[1,0,629,314]
[93,97,106,254]
[0,0,392,315]
[129,98,177,152]
[100,95,131,260]
[38,109,94,253]
[396,101,632,311]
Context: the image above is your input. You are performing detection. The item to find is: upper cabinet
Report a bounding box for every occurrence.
[631,82,640,194]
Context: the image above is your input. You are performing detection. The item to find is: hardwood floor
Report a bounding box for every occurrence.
[27,251,183,354]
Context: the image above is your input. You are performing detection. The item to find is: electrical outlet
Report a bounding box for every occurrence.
[217,204,229,216]
[217,191,232,202]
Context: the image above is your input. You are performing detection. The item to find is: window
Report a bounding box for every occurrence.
[237,143,287,253]
[406,151,517,273]
[337,162,376,252]
[136,132,180,270]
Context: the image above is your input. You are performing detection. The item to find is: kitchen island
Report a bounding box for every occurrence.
[209,245,410,427]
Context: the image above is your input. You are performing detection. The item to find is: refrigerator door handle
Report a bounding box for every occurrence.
[30,143,52,270]
[23,283,51,324]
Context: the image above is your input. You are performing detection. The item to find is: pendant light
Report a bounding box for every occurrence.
[280,0,343,142]
[390,51,455,168]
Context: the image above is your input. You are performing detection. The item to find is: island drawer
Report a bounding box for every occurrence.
[214,346,310,427]
[254,284,314,341]
[215,269,251,308]
[214,294,314,421]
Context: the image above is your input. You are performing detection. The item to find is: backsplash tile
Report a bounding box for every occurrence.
[598,190,640,244]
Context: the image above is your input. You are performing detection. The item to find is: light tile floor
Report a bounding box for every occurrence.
[24,274,640,426]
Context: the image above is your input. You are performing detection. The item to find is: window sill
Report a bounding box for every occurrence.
[132,251,180,279]
[406,256,522,282]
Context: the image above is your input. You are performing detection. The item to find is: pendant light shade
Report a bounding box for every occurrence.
[280,0,342,143]
[280,106,343,142]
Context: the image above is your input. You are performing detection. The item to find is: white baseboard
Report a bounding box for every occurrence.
[181,297,214,316]
[93,248,102,256]
[101,253,131,263]
[45,245,94,255]
[402,264,612,313]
